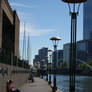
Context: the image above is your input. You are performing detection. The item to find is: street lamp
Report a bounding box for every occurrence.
[50,37,61,92]
[61,0,87,92]
[41,59,45,79]
[45,56,49,81]
[48,49,53,84]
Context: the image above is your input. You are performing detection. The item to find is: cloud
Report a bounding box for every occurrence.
[20,24,55,40]
[10,2,37,9]
[17,11,32,21]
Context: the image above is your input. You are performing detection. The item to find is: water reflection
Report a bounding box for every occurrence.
[43,75,92,92]
[56,75,92,92]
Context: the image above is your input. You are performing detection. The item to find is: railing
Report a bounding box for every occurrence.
[0,48,30,69]
[0,49,11,65]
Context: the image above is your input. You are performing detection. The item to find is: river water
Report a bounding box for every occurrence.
[48,75,92,92]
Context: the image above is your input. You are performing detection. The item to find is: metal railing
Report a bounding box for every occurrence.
[0,48,30,69]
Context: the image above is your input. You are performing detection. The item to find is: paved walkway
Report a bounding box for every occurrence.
[20,77,61,92]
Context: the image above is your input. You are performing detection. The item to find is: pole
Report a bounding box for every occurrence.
[42,61,43,79]
[46,59,48,81]
[10,52,13,79]
[69,12,77,92]
[53,45,57,92]
[49,55,51,84]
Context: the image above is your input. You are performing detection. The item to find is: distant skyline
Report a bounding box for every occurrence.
[9,0,84,64]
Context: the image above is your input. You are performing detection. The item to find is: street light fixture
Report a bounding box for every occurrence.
[41,59,45,79]
[48,49,53,84]
[50,37,61,92]
[61,0,87,92]
[45,56,49,81]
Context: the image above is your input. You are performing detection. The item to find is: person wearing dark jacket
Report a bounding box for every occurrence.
[7,80,21,92]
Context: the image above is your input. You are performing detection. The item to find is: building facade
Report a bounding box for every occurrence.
[63,43,70,65]
[33,55,40,68]
[52,50,63,66]
[77,40,92,62]
[83,0,92,40]
[33,47,48,68]
[63,40,92,67]
[0,0,20,58]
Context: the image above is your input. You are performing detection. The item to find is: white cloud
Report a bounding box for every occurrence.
[17,11,32,21]
[20,23,55,40]
[10,2,37,8]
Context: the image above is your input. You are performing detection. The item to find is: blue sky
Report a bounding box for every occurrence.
[8,0,83,64]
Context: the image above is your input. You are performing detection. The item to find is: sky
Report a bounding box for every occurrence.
[8,0,84,64]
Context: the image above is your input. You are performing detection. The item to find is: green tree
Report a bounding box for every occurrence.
[87,60,92,66]
[58,61,68,69]
[79,60,92,70]
[79,63,88,70]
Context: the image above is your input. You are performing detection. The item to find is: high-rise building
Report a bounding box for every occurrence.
[33,47,48,68]
[83,0,92,40]
[52,50,63,66]
[33,55,40,68]
[63,40,92,67]
[38,47,48,62]
[63,43,70,65]
[33,55,40,66]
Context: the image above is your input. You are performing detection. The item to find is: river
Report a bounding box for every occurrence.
[46,75,92,92]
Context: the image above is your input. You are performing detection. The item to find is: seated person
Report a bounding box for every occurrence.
[7,80,21,92]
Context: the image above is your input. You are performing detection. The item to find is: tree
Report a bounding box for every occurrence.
[87,60,92,66]
[79,63,88,70]
[57,61,68,69]
[79,60,92,70]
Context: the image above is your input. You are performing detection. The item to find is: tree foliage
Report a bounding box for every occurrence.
[57,61,68,69]
[79,60,92,70]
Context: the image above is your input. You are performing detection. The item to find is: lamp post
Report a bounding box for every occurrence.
[45,56,49,81]
[50,37,61,92]
[41,59,45,79]
[48,49,53,84]
[61,0,87,92]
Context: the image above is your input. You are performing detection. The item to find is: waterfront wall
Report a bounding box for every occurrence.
[0,63,29,92]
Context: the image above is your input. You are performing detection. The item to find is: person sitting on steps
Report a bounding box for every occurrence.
[7,80,21,92]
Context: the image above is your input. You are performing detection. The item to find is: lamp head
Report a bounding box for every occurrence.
[45,56,49,58]
[50,37,61,41]
[50,36,61,46]
[48,49,53,52]
[62,0,87,3]
[62,0,87,14]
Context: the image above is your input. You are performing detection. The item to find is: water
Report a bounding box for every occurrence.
[46,75,92,92]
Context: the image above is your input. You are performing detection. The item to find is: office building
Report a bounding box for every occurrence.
[83,0,92,40]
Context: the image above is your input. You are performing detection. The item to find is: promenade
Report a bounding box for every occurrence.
[20,77,61,92]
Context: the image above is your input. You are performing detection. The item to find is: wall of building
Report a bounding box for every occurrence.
[0,2,3,48]
[83,0,92,40]
[14,11,20,58]
[0,0,20,58]
[0,63,29,92]
[63,43,70,67]
[2,0,13,24]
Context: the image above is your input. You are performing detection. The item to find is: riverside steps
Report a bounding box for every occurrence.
[20,77,61,92]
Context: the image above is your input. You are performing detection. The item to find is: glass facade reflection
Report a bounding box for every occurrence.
[83,0,92,40]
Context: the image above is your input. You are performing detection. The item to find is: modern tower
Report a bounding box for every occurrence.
[83,0,92,40]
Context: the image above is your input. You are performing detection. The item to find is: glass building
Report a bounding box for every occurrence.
[33,47,48,68]
[83,0,92,40]
[63,40,92,66]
